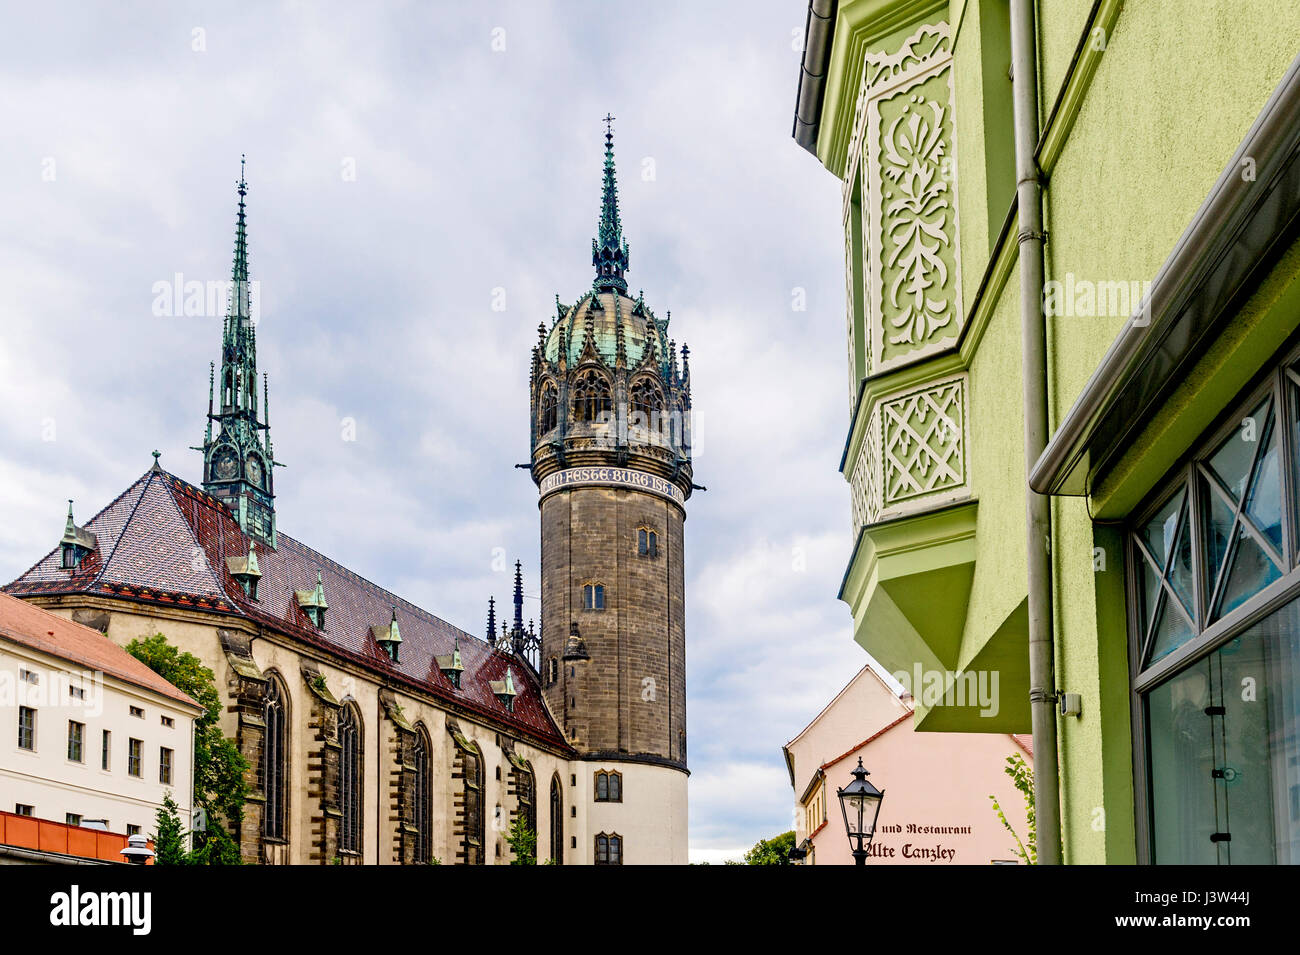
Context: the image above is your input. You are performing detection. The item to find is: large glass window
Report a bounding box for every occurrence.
[262,675,288,841]
[338,703,362,855]
[1131,353,1300,864]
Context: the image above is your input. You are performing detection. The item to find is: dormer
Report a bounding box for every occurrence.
[294,570,329,628]
[435,635,465,689]
[371,606,402,663]
[490,666,518,713]
[226,541,262,600]
[59,500,97,570]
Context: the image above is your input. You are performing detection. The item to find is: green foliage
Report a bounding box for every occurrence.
[506,816,537,865]
[989,752,1036,865]
[743,830,797,865]
[152,792,190,865]
[126,633,249,865]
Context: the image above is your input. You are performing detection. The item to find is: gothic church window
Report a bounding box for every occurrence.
[572,370,612,423]
[262,674,289,841]
[549,774,563,865]
[595,832,623,865]
[638,527,658,557]
[583,582,605,610]
[460,744,485,865]
[413,726,432,863]
[538,381,558,435]
[338,703,363,855]
[594,769,622,802]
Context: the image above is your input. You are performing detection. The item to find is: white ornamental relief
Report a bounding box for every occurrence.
[849,20,961,377]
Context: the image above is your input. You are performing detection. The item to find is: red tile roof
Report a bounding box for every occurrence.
[5,468,567,749]
[0,590,198,709]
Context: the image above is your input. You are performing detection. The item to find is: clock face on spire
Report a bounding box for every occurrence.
[212,448,239,481]
[246,454,264,488]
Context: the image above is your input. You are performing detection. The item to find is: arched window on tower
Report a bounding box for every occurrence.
[583,582,605,611]
[262,674,289,843]
[638,526,658,558]
[549,774,564,865]
[571,370,612,424]
[337,702,363,855]
[595,832,623,865]
[412,725,432,863]
[538,381,558,436]
[629,376,664,433]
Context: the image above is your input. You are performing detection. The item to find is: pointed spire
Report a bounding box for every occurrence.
[63,500,76,540]
[486,596,497,642]
[513,560,524,633]
[592,114,630,293]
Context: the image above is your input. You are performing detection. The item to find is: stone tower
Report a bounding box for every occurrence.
[199,157,279,545]
[529,120,694,863]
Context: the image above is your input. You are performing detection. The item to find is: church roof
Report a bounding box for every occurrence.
[5,467,567,750]
[543,289,668,370]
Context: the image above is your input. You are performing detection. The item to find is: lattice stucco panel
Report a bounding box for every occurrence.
[880,375,966,508]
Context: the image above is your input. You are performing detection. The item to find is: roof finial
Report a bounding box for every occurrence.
[592,114,629,293]
[151,450,162,470]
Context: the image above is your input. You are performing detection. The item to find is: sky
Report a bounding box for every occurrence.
[0,0,871,862]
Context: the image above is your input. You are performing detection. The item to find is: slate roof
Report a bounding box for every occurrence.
[5,466,567,749]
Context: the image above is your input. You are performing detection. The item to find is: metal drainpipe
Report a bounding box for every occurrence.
[1010,0,1063,865]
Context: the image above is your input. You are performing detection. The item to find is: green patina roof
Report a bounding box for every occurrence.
[543,289,667,369]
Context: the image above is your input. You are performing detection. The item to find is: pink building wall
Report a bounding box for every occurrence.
[785,666,1032,865]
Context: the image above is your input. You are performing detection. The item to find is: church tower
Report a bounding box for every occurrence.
[529,119,693,864]
[199,158,279,545]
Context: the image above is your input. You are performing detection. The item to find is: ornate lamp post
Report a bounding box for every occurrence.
[837,757,885,866]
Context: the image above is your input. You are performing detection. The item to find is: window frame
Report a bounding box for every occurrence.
[127,738,143,778]
[17,706,36,751]
[67,720,84,763]
[583,582,606,611]
[159,746,173,785]
[594,769,622,803]
[1127,343,1300,863]
[594,831,623,865]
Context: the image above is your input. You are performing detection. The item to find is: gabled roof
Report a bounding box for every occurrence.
[0,590,198,710]
[6,467,567,749]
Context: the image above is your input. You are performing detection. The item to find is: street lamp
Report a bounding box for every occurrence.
[119,833,155,865]
[837,757,884,866]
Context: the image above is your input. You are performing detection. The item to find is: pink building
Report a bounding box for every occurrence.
[783,665,1032,865]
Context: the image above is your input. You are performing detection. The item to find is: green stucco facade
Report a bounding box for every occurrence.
[805,0,1300,863]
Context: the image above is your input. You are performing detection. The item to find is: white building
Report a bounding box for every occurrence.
[0,591,201,839]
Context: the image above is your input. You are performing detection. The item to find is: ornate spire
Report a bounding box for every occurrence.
[486,596,497,642]
[199,157,277,545]
[592,115,630,293]
[513,560,524,633]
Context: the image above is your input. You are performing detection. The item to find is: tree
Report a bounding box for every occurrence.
[744,830,797,865]
[153,792,190,865]
[506,816,537,865]
[989,752,1036,864]
[126,633,248,865]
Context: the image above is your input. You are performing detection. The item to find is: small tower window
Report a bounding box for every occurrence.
[583,583,605,611]
[538,381,558,435]
[594,769,622,803]
[547,657,559,686]
[637,527,658,557]
[595,832,623,865]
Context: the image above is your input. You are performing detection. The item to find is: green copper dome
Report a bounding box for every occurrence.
[543,289,668,369]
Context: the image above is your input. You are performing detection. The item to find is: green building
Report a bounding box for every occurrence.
[793,0,1300,863]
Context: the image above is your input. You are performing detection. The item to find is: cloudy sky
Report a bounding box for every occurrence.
[0,0,869,861]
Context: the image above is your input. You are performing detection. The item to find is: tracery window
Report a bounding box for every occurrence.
[1128,347,1300,863]
[538,381,558,435]
[262,674,289,841]
[572,370,612,424]
[338,703,362,855]
[583,582,605,611]
[595,832,623,865]
[629,377,664,431]
[638,526,658,557]
[412,726,432,863]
